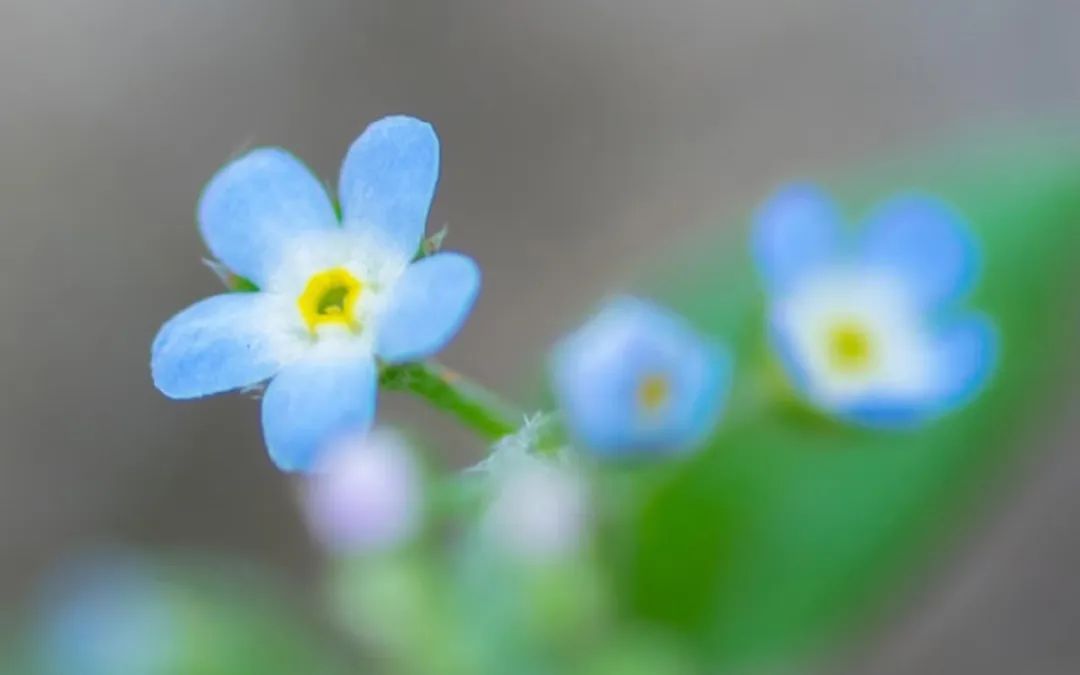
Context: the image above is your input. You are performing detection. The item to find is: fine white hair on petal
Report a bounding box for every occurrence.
[301,429,422,554]
[774,265,937,407]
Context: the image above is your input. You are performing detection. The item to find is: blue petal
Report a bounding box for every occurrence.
[198,148,338,287]
[261,352,377,472]
[927,312,998,410]
[339,116,439,262]
[859,194,980,310]
[375,252,480,364]
[551,325,631,452]
[753,183,841,295]
[661,339,733,450]
[551,297,731,456]
[841,313,998,428]
[151,293,292,399]
[767,308,812,395]
[839,397,928,429]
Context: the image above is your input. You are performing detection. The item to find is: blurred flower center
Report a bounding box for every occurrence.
[637,373,671,414]
[298,267,362,334]
[827,321,874,372]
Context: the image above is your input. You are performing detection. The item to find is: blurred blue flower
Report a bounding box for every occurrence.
[151,116,481,472]
[34,556,177,675]
[550,297,732,456]
[302,429,422,554]
[754,184,998,427]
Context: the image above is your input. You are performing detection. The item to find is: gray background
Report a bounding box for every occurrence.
[1,1,1078,672]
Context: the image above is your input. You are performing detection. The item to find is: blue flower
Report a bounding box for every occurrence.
[152,116,481,472]
[753,184,998,427]
[550,297,732,456]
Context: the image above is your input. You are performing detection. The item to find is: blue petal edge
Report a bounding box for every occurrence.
[338,116,440,262]
[261,352,378,473]
[376,252,481,364]
[859,193,981,311]
[198,148,338,287]
[841,313,999,428]
[752,183,842,295]
[151,293,288,399]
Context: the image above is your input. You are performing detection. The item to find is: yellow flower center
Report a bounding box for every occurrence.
[297,267,363,334]
[637,373,671,414]
[827,320,874,373]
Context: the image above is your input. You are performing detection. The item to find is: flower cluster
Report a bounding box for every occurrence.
[150,116,999,558]
[25,112,1013,675]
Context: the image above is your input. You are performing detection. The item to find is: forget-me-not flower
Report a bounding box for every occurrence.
[152,116,480,471]
[753,184,998,427]
[550,297,732,456]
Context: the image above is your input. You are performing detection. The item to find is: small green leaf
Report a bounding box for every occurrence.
[203,258,259,293]
[419,225,450,258]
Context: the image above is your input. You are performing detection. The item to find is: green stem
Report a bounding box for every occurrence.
[379,361,525,441]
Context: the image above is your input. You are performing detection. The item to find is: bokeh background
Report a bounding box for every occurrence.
[1,1,1078,672]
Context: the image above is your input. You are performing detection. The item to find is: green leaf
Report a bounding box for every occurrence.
[615,126,1080,670]
[419,225,450,258]
[203,258,259,293]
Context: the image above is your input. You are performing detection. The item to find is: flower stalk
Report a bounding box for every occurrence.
[379,361,524,442]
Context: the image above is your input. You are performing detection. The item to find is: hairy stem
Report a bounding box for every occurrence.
[379,361,524,441]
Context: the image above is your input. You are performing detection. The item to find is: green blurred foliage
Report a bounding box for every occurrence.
[4,556,352,675]
[611,125,1080,671]
[8,126,1079,675]
[164,560,351,674]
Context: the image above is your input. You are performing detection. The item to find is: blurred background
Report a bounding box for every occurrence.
[1,1,1079,672]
